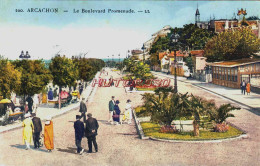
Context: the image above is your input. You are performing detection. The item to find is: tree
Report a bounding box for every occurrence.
[209,104,239,124]
[73,58,93,82]
[178,24,214,51]
[0,60,21,99]
[130,61,152,80]
[186,94,215,136]
[204,27,260,62]
[49,56,78,89]
[12,60,52,102]
[49,56,78,108]
[183,56,193,72]
[142,87,189,126]
[247,16,259,20]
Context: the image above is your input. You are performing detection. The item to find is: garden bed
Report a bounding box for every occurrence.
[136,87,156,91]
[141,122,244,141]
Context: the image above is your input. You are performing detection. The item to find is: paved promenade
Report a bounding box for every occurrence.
[152,71,260,111]
[0,73,99,133]
[0,69,259,166]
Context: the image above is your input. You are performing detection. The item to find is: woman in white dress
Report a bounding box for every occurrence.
[124,99,132,124]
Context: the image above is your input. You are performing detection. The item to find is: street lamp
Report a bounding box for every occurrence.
[19,51,31,59]
[141,44,145,63]
[170,31,180,93]
[118,54,120,63]
[107,56,109,67]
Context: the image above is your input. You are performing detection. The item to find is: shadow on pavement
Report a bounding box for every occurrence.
[56,147,77,154]
[10,144,48,152]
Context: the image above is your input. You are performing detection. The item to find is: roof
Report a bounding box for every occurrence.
[190,50,204,57]
[131,50,143,55]
[207,58,260,67]
[168,51,185,57]
[159,52,167,60]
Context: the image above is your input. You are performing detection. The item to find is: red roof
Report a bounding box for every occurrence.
[168,51,185,57]
[159,52,167,60]
[190,50,204,57]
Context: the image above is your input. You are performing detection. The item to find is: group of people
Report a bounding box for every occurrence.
[22,97,99,155]
[74,98,99,154]
[22,113,54,152]
[240,80,251,95]
[108,96,132,125]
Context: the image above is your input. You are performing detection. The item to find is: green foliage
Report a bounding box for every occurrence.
[149,36,170,54]
[204,27,260,62]
[209,104,240,124]
[49,56,78,88]
[73,58,93,82]
[130,61,152,80]
[142,88,189,125]
[178,24,214,50]
[141,122,243,140]
[0,59,21,98]
[247,16,259,20]
[183,56,193,72]
[12,60,52,97]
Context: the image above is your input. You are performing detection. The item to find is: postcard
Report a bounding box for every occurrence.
[0,0,259,166]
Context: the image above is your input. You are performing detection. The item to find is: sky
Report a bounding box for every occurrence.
[0,0,259,60]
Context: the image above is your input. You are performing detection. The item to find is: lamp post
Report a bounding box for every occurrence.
[141,44,145,63]
[107,56,109,67]
[170,32,180,93]
[19,51,31,60]
[118,54,120,63]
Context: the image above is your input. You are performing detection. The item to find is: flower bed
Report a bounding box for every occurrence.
[141,122,243,140]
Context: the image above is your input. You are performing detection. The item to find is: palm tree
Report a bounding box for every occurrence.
[186,94,214,136]
[209,104,239,124]
[142,87,189,126]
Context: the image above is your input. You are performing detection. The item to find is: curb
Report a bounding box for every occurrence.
[152,72,259,112]
[148,134,248,143]
[0,72,99,134]
[132,109,149,139]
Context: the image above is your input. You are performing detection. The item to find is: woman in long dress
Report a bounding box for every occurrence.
[22,113,34,150]
[246,82,251,95]
[113,100,120,125]
[44,117,54,152]
[124,99,133,124]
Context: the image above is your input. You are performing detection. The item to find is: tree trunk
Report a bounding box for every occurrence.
[59,86,61,109]
[193,120,200,136]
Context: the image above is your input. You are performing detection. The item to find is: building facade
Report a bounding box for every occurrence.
[208,59,260,89]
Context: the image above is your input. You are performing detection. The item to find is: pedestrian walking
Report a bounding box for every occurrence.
[74,115,85,155]
[246,82,251,95]
[22,113,34,150]
[44,117,54,152]
[113,100,121,125]
[31,113,42,149]
[32,113,42,149]
[240,80,246,95]
[33,94,40,113]
[79,98,87,122]
[108,96,115,123]
[85,113,99,153]
[26,96,34,114]
[124,99,133,124]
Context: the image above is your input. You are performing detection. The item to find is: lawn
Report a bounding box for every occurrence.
[141,122,243,141]
[136,87,156,91]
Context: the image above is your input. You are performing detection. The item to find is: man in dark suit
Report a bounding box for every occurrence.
[31,113,42,149]
[85,113,99,153]
[108,96,115,122]
[79,98,87,122]
[74,115,85,155]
